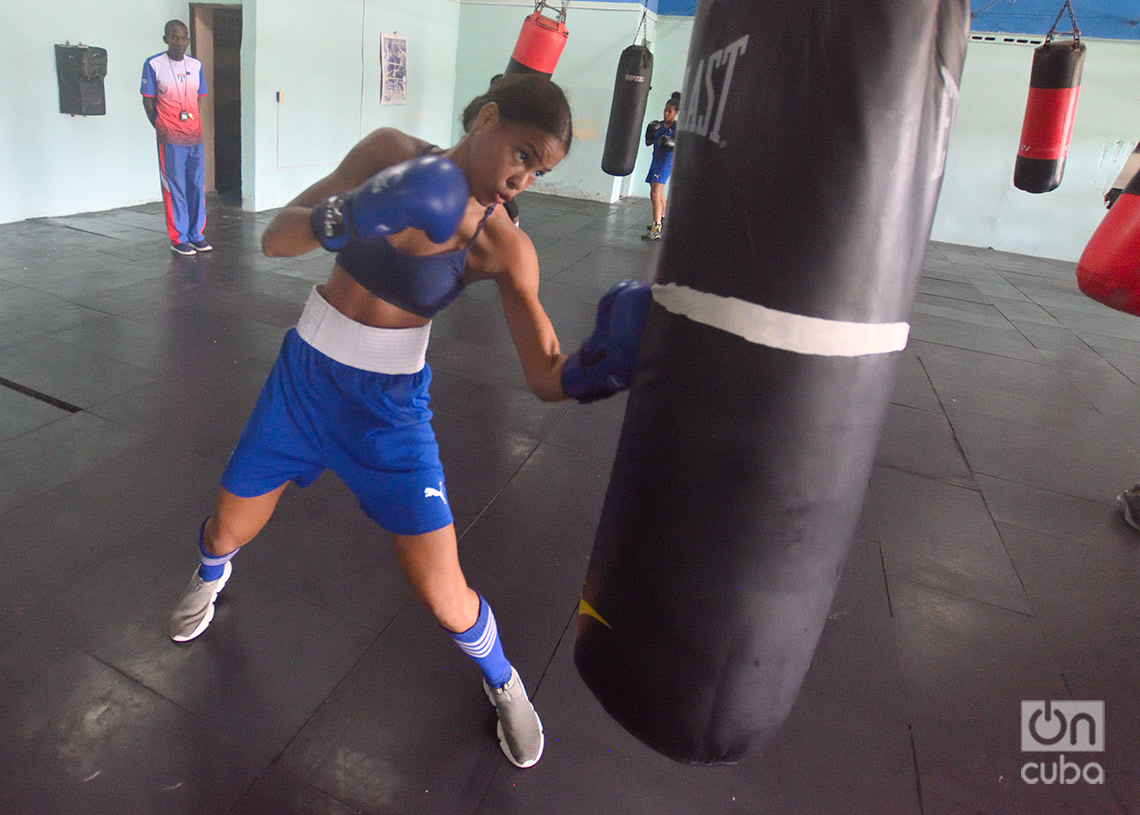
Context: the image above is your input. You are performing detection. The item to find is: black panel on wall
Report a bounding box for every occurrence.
[55,44,108,116]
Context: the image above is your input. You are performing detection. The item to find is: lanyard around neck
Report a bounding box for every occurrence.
[165,54,189,113]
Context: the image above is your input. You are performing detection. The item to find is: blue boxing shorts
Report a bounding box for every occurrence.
[221,288,452,536]
[645,144,674,185]
[646,162,672,185]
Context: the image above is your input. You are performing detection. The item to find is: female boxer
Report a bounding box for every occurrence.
[166,74,648,770]
[642,91,680,241]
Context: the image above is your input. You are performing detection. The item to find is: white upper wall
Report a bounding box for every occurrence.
[251,0,462,210]
[628,15,691,196]
[0,2,226,224]
[451,5,1140,260]
[0,0,461,223]
[934,36,1140,261]
[3,2,1137,263]
[455,0,668,202]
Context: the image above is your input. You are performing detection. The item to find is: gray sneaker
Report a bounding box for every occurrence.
[169,561,232,642]
[1118,486,1140,532]
[483,667,544,768]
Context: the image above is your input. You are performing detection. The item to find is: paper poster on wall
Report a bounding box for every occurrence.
[381,34,408,105]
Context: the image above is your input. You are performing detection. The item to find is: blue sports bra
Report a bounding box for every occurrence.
[335,145,493,319]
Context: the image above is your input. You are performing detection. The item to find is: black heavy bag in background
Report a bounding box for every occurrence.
[575,0,970,765]
[1013,3,1085,194]
[503,1,569,78]
[601,44,653,176]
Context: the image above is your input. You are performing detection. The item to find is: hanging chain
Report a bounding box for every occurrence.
[971,0,1081,43]
[534,0,569,25]
[634,7,649,44]
[1046,0,1080,42]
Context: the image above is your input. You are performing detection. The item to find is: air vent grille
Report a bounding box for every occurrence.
[970,33,1046,46]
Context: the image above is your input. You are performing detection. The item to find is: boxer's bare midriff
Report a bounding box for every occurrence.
[320,266,431,330]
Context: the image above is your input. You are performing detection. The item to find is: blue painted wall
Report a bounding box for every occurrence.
[600,1,1140,38]
[971,0,1139,40]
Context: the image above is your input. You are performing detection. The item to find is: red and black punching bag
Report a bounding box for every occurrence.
[601,44,654,177]
[504,1,569,78]
[1076,170,1140,315]
[1013,36,1085,193]
[574,0,969,765]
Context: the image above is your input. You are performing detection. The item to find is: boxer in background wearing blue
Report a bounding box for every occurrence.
[141,20,211,256]
[167,74,650,770]
[642,91,680,242]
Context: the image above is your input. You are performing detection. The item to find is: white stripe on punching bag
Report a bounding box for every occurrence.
[651,283,910,357]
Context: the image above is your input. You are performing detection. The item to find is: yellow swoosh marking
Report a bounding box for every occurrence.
[577,598,611,629]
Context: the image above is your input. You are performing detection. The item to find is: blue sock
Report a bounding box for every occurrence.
[450,595,513,689]
[196,517,236,581]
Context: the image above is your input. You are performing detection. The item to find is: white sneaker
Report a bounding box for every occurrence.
[169,561,232,642]
[483,667,544,768]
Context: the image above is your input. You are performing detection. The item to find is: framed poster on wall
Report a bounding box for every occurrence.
[381,34,407,105]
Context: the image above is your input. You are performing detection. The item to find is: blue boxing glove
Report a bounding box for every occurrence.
[561,280,653,403]
[311,154,469,251]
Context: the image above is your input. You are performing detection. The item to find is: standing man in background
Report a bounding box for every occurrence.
[141,20,211,256]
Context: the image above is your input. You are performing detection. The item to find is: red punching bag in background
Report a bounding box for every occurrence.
[1013,2,1085,194]
[504,1,569,78]
[1077,170,1140,315]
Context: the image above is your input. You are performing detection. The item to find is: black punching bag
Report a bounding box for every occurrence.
[575,0,970,765]
[601,44,653,177]
[1013,37,1085,194]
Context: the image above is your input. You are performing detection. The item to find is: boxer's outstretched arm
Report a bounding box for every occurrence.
[495,234,568,403]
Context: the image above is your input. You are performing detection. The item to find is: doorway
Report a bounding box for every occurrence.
[190,4,242,202]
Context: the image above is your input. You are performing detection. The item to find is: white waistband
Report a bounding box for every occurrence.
[296,286,430,374]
